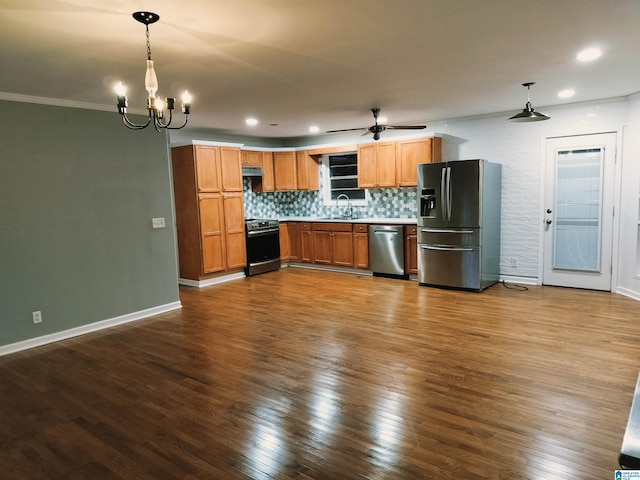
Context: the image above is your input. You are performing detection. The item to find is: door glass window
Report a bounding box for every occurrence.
[553,148,604,271]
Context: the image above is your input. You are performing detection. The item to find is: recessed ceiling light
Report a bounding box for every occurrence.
[577,47,602,62]
[558,89,575,99]
[378,116,388,124]
[245,117,258,126]
[309,126,320,133]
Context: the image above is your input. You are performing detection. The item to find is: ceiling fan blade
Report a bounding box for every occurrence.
[386,125,427,130]
[326,127,368,133]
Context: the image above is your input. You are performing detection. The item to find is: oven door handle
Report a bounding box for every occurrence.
[247,227,280,237]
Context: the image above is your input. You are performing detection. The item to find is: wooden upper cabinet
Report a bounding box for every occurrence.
[261,152,275,192]
[357,142,396,188]
[296,151,319,191]
[396,137,442,187]
[174,145,221,193]
[357,144,376,188]
[242,150,262,166]
[274,151,297,191]
[252,151,275,193]
[220,147,243,192]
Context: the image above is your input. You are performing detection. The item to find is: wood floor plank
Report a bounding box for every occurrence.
[1,269,639,479]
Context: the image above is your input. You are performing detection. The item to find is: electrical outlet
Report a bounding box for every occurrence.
[32,311,42,324]
[510,258,518,268]
[152,217,165,229]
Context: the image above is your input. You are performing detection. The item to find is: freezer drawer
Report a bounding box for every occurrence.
[418,227,481,246]
[418,244,482,290]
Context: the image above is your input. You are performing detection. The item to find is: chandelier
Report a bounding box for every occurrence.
[115,12,191,131]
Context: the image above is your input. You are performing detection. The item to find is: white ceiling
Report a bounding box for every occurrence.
[1,0,639,140]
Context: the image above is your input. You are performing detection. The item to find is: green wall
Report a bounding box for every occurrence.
[0,101,180,347]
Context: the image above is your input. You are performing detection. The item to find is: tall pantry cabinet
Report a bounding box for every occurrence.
[171,144,246,282]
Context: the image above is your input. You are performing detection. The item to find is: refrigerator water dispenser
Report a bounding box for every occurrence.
[420,189,437,218]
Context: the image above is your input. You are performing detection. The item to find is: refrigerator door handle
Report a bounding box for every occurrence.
[440,168,447,220]
[420,228,474,234]
[420,245,475,252]
[446,166,452,221]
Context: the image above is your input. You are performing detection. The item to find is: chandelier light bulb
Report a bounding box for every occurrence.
[145,60,159,98]
[115,81,127,97]
[182,90,192,105]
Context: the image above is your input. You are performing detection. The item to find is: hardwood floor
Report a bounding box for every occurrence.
[1,268,639,479]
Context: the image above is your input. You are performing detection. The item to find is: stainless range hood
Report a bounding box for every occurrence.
[242,166,264,177]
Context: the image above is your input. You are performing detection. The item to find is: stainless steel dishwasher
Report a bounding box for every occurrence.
[369,225,408,279]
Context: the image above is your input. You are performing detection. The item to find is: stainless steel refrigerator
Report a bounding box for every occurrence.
[417,159,502,291]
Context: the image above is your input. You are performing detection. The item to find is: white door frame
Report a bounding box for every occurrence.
[538,129,623,291]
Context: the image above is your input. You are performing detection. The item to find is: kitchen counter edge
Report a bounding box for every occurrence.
[277,217,416,225]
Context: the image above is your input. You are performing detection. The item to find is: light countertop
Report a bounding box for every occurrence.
[278,216,416,225]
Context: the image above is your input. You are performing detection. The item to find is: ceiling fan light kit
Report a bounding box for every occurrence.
[327,108,426,141]
[114,12,191,131]
[508,82,550,122]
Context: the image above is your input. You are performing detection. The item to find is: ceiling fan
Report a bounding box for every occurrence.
[326,108,426,141]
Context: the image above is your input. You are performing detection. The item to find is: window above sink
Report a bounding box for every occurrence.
[321,152,370,207]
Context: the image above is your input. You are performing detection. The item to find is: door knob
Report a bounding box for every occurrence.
[546,209,552,214]
[546,219,552,225]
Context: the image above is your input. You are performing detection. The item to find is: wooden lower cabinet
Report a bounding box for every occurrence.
[405,225,418,275]
[353,224,369,269]
[300,224,313,263]
[312,231,333,265]
[172,144,247,282]
[279,223,290,261]
[332,232,354,267]
[311,223,354,268]
[288,222,302,261]
[222,193,246,270]
[282,221,413,274]
[199,194,226,274]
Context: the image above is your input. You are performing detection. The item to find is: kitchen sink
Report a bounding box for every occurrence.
[313,216,358,221]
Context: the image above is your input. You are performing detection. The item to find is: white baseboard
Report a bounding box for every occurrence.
[616,287,640,302]
[499,275,540,286]
[179,271,246,288]
[288,263,372,276]
[0,301,182,357]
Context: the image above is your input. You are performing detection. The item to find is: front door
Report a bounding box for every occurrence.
[542,133,616,290]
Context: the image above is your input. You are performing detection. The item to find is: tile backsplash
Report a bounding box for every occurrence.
[243,178,418,219]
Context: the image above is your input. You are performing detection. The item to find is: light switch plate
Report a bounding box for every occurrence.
[152,217,166,229]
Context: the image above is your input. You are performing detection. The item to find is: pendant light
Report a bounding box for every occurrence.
[508,82,550,122]
[115,12,191,131]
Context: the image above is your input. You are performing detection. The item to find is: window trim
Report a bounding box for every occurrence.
[321,153,370,207]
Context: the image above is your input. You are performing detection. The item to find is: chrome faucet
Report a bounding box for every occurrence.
[335,193,352,219]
